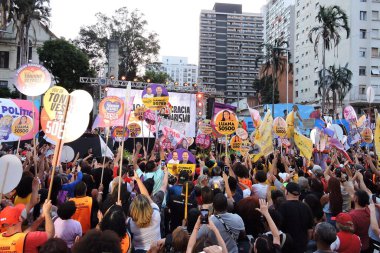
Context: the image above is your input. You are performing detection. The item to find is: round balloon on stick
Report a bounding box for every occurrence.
[11,115,33,137]
[60,146,75,163]
[111,126,129,142]
[0,155,23,199]
[236,128,248,140]
[14,64,51,96]
[361,127,373,143]
[99,96,124,126]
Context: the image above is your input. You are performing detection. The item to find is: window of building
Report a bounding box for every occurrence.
[372,47,379,57]
[359,85,366,94]
[295,79,298,86]
[315,93,318,98]
[314,80,318,86]
[372,29,379,39]
[296,91,299,97]
[360,0,366,2]
[359,66,366,76]
[371,66,379,75]
[0,51,9,69]
[373,11,379,20]
[297,11,300,17]
[360,47,366,57]
[360,29,367,39]
[360,11,367,20]
[0,80,8,87]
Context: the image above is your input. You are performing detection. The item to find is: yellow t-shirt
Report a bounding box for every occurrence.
[14,194,31,205]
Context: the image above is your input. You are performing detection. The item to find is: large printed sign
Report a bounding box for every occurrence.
[107,88,197,137]
[141,84,169,110]
[0,99,39,142]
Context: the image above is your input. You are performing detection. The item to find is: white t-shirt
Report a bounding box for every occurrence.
[167,159,179,164]
[54,217,82,248]
[252,183,268,199]
[128,202,161,250]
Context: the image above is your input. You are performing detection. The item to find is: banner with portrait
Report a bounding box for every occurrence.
[0,99,39,142]
[107,88,197,137]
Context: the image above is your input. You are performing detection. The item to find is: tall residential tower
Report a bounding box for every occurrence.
[198,3,264,104]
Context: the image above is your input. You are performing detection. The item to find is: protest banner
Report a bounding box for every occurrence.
[294,130,313,159]
[141,84,169,110]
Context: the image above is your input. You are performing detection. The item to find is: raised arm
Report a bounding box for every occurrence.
[256,199,280,246]
[160,166,169,193]
[133,170,153,203]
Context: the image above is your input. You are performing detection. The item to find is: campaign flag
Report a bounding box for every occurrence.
[294,130,313,159]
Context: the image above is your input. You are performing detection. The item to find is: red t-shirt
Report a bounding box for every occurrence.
[349,207,370,251]
[336,231,361,253]
[113,166,131,183]
[24,231,48,253]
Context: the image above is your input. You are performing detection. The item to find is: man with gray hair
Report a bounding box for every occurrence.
[313,222,337,253]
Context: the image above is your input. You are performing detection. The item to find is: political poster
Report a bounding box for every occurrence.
[111,126,128,142]
[141,84,169,110]
[0,99,39,142]
[99,96,124,125]
[213,109,239,136]
[166,148,196,165]
[107,88,197,137]
[11,115,33,137]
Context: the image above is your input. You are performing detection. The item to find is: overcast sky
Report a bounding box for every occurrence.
[50,0,267,65]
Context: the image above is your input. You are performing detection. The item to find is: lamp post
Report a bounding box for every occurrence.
[237,43,242,117]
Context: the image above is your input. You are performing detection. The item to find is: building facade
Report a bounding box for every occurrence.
[198,3,264,104]
[294,0,380,113]
[160,56,198,86]
[262,0,295,103]
[0,20,56,90]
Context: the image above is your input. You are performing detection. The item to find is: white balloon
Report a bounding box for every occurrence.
[0,155,23,194]
[60,146,75,163]
[63,113,89,143]
[69,90,93,114]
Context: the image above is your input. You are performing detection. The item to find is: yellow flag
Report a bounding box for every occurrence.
[294,130,313,159]
[374,112,380,167]
[254,110,274,157]
[286,111,295,138]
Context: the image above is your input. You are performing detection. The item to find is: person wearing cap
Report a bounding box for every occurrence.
[0,200,54,253]
[330,212,361,253]
[277,182,314,253]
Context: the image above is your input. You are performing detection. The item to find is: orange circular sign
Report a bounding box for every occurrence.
[15,64,51,96]
[199,119,212,134]
[127,123,141,137]
[273,117,287,138]
[213,110,238,135]
[11,116,33,137]
[230,135,242,151]
[361,127,373,143]
[134,106,146,121]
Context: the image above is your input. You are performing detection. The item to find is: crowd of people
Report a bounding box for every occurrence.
[1,138,380,253]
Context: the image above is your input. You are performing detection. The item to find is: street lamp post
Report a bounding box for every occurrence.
[237,43,242,117]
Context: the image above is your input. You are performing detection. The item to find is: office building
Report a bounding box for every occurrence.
[198,3,264,104]
[161,56,198,85]
[294,0,380,113]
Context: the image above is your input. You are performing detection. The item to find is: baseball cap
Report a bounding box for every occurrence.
[178,170,189,184]
[286,182,301,196]
[332,213,353,226]
[0,204,26,226]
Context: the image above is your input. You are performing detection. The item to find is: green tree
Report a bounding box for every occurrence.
[10,0,50,65]
[0,86,19,98]
[37,39,95,92]
[308,5,350,113]
[318,64,352,114]
[74,7,160,80]
[256,38,289,113]
[253,76,279,104]
[143,70,172,84]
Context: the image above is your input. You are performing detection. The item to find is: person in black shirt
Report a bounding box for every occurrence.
[91,157,113,199]
[167,181,197,232]
[278,182,314,253]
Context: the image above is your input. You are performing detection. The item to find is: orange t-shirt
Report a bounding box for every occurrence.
[70,196,93,234]
[239,178,252,189]
[0,232,26,253]
[120,234,131,253]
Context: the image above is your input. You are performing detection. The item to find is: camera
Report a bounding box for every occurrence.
[200,209,209,224]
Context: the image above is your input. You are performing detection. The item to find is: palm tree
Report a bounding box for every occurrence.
[318,64,352,115]
[255,38,289,114]
[308,5,350,113]
[11,0,50,65]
